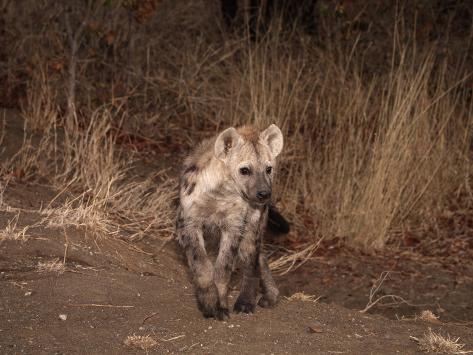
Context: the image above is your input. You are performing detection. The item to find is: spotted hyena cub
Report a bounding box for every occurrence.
[176,124,283,320]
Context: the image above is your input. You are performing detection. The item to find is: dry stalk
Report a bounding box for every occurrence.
[269,237,324,275]
[69,303,134,308]
[360,271,414,313]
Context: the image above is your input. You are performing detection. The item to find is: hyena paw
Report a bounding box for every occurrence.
[216,307,230,320]
[233,297,256,314]
[197,286,230,320]
[201,304,230,320]
[258,292,279,308]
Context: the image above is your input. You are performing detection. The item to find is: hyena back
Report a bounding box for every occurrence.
[176,124,283,320]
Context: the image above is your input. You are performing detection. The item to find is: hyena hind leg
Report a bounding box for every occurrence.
[234,275,260,314]
[258,253,280,308]
[178,228,229,320]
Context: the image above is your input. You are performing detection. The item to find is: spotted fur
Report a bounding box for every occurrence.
[176,124,283,320]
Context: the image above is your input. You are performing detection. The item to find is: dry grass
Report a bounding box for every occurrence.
[418,310,441,324]
[124,334,158,351]
[269,238,323,274]
[417,328,472,354]
[37,258,66,273]
[285,291,320,302]
[40,177,176,240]
[0,212,31,242]
[0,0,472,266]
[40,192,119,237]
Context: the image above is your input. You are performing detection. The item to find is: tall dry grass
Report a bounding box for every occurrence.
[176,12,473,249]
[1,0,472,255]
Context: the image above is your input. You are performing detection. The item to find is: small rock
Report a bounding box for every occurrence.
[24,291,32,296]
[307,321,324,334]
[59,314,67,321]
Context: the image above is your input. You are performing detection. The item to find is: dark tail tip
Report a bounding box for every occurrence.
[267,205,290,234]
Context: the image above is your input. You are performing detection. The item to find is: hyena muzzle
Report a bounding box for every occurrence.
[176,124,284,320]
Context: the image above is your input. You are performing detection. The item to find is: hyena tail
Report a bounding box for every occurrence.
[267,205,290,234]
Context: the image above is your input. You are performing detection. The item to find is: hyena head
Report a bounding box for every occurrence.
[214,124,283,205]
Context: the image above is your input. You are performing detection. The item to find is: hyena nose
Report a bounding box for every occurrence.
[256,190,271,201]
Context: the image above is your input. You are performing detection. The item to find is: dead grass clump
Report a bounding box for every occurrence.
[417,328,471,354]
[37,258,65,273]
[269,239,323,274]
[285,292,320,302]
[418,310,441,324]
[40,192,119,237]
[107,177,177,241]
[0,212,30,242]
[124,334,158,350]
[40,176,175,240]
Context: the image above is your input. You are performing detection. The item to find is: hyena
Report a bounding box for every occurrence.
[176,124,283,320]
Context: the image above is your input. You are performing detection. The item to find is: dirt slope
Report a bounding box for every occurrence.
[0,185,472,355]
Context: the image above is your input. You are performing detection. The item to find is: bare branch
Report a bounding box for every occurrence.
[360,271,423,313]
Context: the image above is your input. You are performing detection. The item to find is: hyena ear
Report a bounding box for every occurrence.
[214,127,243,160]
[260,124,283,157]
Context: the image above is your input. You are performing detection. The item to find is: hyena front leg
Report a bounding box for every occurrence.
[213,230,239,317]
[177,221,227,320]
[258,252,279,308]
[234,236,260,313]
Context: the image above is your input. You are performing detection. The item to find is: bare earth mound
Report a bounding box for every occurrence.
[1,184,472,354]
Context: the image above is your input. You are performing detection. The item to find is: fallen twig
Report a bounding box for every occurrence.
[162,335,185,342]
[142,311,159,324]
[68,303,134,308]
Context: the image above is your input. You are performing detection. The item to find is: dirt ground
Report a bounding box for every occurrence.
[276,250,473,323]
[1,182,472,354]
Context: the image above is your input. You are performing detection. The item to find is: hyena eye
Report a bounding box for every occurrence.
[239,167,251,176]
[266,166,272,174]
